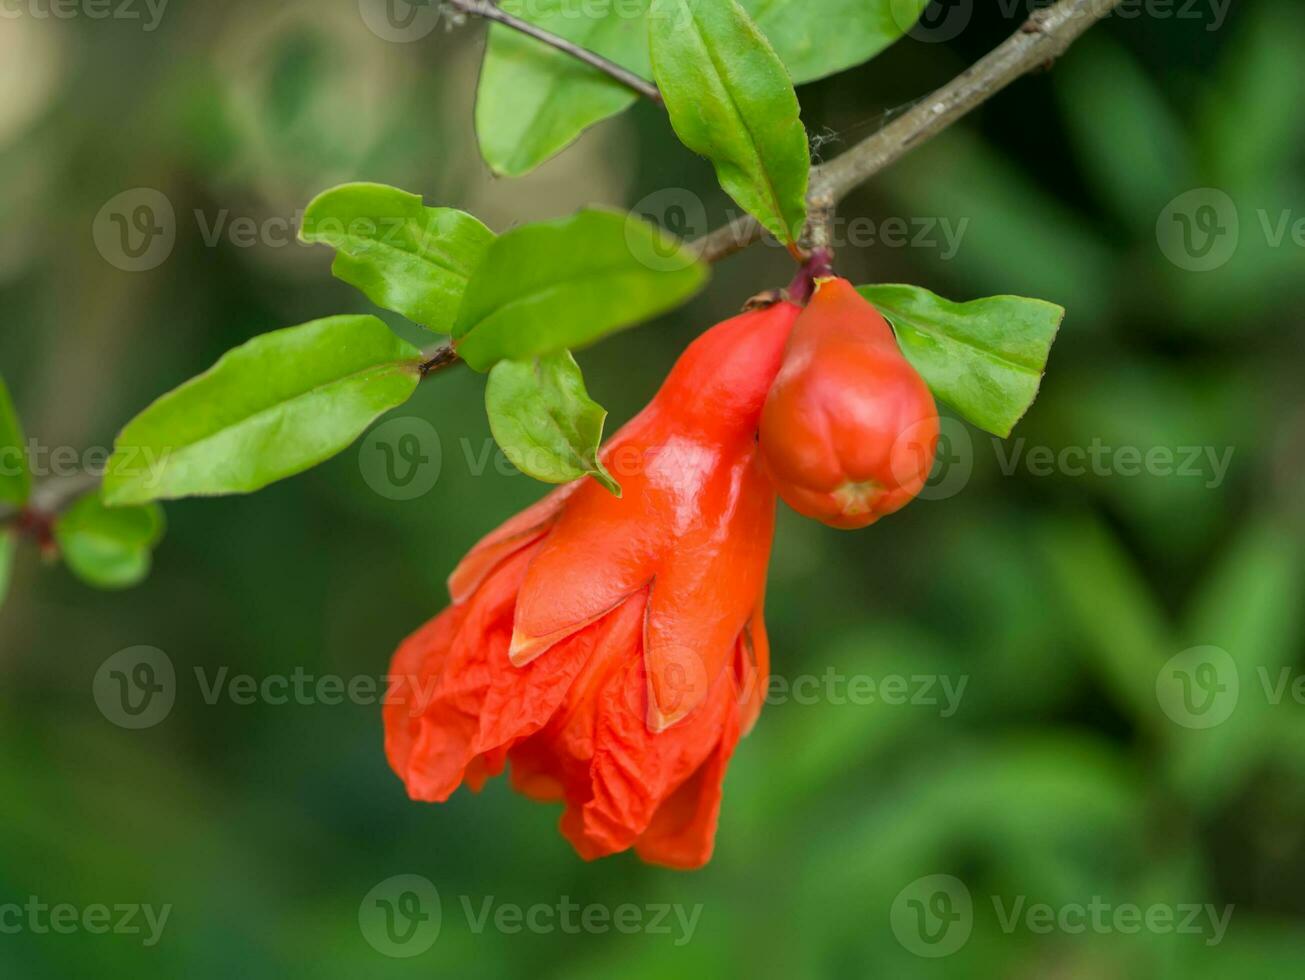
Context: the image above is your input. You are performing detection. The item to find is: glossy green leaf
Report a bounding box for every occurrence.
[54,490,165,590]
[0,375,30,507]
[0,531,13,608]
[454,209,708,371]
[744,0,930,85]
[103,316,423,506]
[300,183,495,333]
[649,0,810,245]
[486,351,620,495]
[477,0,653,178]
[859,284,1064,438]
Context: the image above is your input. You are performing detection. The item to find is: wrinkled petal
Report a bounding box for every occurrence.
[476,589,644,752]
[509,482,656,666]
[572,653,738,859]
[390,548,530,801]
[507,593,647,804]
[384,603,468,786]
[634,707,741,869]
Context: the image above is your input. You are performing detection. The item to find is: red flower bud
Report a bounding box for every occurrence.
[759,278,939,529]
[385,301,800,868]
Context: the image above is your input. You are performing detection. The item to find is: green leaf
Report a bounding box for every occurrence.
[454,209,708,372]
[299,183,494,333]
[743,0,930,85]
[0,531,13,608]
[858,284,1064,438]
[103,316,423,506]
[649,0,810,245]
[54,490,165,590]
[0,375,30,507]
[486,351,620,495]
[476,0,654,178]
[474,0,923,178]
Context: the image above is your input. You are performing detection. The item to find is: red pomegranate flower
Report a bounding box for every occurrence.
[385,301,800,868]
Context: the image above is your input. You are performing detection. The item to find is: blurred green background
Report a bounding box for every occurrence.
[2,0,1304,976]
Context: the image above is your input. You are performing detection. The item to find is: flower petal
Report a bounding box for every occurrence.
[634,706,741,870]
[384,602,468,787]
[389,548,531,801]
[572,653,738,858]
[510,481,657,666]
[643,457,776,729]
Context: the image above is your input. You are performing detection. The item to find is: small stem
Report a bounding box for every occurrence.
[31,471,102,515]
[785,247,835,306]
[448,0,663,104]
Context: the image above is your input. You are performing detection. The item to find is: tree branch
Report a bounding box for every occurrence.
[692,0,1123,263]
[448,0,663,104]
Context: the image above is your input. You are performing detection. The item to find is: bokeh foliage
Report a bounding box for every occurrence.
[1,0,1303,977]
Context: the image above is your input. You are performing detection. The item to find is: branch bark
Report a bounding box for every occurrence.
[692,0,1124,263]
[449,0,663,104]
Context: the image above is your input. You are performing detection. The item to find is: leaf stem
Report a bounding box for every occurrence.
[693,0,1124,263]
[419,343,461,377]
[448,0,663,104]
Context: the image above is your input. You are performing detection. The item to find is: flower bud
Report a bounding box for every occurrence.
[759,278,939,529]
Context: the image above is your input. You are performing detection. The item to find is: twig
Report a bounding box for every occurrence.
[448,0,663,104]
[30,471,102,515]
[419,343,461,377]
[692,0,1123,263]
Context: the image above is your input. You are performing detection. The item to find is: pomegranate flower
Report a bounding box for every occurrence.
[385,301,801,868]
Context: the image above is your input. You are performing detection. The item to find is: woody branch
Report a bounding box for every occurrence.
[693,0,1126,262]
